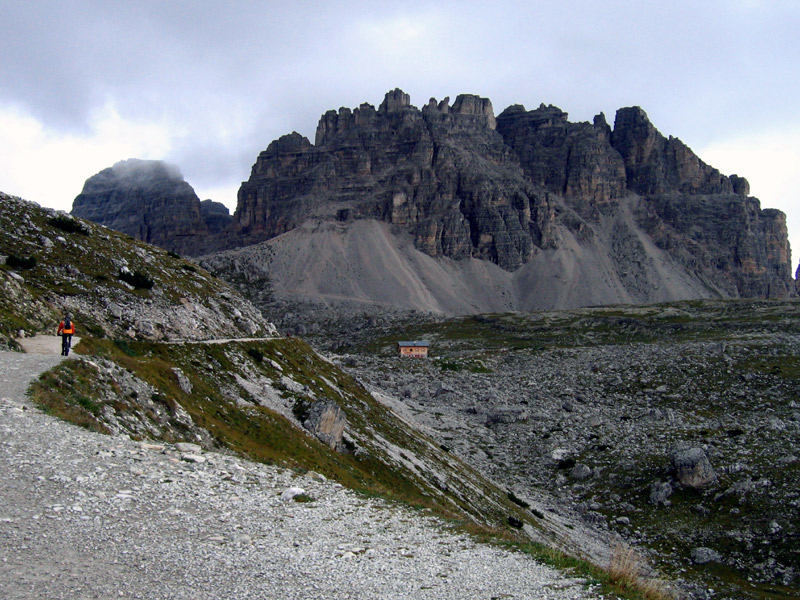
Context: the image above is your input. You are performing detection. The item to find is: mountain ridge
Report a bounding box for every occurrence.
[71,90,797,316]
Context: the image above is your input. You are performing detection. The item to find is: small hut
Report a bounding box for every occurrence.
[397,340,429,358]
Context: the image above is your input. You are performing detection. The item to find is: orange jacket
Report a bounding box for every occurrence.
[57,320,75,335]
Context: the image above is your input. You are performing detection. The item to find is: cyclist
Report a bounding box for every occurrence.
[56,313,75,356]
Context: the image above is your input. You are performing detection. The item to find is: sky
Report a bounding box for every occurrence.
[1,0,799,273]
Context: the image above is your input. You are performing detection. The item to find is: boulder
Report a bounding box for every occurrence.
[691,547,722,565]
[670,446,716,488]
[303,400,347,452]
[172,368,193,395]
[649,480,673,506]
[570,463,592,480]
[280,487,305,502]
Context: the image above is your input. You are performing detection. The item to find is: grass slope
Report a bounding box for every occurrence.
[0,192,264,344]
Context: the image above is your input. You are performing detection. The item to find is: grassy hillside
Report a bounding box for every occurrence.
[30,335,518,523]
[0,192,267,345]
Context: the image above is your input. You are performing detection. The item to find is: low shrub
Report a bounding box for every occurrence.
[248,347,264,363]
[507,515,524,529]
[119,268,154,290]
[507,490,530,509]
[47,215,89,235]
[6,254,37,269]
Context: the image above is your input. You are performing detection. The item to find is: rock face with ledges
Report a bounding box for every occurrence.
[234,89,553,271]
[495,104,627,217]
[611,106,748,196]
[231,90,794,299]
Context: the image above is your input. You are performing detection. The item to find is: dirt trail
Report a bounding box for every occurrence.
[18,335,82,356]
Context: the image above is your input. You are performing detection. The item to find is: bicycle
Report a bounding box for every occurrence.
[61,333,72,356]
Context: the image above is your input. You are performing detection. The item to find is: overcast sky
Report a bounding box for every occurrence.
[2,1,799,272]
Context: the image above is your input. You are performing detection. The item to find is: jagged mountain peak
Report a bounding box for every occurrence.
[72,89,796,314]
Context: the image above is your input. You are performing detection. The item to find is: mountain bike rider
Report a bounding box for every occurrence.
[57,314,75,356]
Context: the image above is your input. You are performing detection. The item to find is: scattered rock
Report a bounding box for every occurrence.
[670,446,716,488]
[649,481,673,506]
[570,463,592,480]
[172,367,193,395]
[280,487,305,502]
[303,400,347,452]
[107,303,123,319]
[175,442,202,453]
[691,547,722,565]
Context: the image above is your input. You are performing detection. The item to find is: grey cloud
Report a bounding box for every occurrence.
[2,0,799,214]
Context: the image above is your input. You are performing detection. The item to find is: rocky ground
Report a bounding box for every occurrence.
[326,300,800,599]
[1,349,604,600]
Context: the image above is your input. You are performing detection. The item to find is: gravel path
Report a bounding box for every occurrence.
[0,349,603,600]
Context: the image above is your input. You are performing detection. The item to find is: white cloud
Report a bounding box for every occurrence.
[0,103,174,212]
[194,183,240,213]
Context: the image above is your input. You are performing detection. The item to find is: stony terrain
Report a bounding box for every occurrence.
[0,350,604,600]
[199,211,720,327]
[5,193,645,597]
[331,299,800,599]
[6,182,799,599]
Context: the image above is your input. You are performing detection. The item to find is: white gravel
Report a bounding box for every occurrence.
[0,350,603,600]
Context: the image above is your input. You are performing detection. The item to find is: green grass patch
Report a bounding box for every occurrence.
[29,361,111,434]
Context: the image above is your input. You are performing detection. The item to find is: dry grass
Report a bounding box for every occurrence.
[608,539,677,600]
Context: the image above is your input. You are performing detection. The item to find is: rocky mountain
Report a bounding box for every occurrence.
[72,159,232,256]
[229,90,794,296]
[72,90,796,319]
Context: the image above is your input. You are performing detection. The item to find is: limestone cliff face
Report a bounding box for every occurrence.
[232,90,794,298]
[235,89,553,270]
[200,199,233,235]
[607,106,792,298]
[634,196,794,297]
[72,159,229,256]
[73,91,796,303]
[611,107,749,196]
[495,104,626,217]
